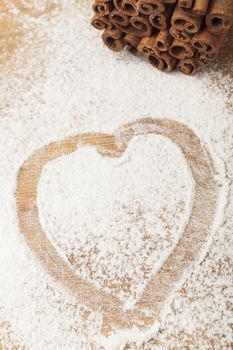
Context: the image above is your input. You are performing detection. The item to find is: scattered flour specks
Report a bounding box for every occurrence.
[0,0,232,349]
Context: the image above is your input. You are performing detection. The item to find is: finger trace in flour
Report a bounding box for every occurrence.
[37,134,194,309]
[0,0,232,349]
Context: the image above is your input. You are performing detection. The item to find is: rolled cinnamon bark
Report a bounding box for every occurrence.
[206,0,233,35]
[191,27,227,54]
[138,0,167,15]
[178,0,193,8]
[169,26,192,42]
[169,38,196,59]
[177,57,200,75]
[155,30,173,51]
[110,10,153,37]
[138,35,158,56]
[130,14,153,37]
[149,5,174,30]
[178,0,210,17]
[102,27,126,51]
[124,33,141,54]
[109,8,130,27]
[91,14,113,30]
[171,6,203,33]
[93,0,114,16]
[193,0,210,16]
[113,0,139,16]
[196,51,216,65]
[148,51,177,72]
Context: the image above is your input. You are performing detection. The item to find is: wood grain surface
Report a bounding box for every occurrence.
[0,2,232,349]
[16,118,219,335]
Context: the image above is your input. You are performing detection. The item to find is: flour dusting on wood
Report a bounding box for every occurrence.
[37,135,194,309]
[0,1,232,349]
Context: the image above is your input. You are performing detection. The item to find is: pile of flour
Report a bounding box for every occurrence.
[0,1,232,349]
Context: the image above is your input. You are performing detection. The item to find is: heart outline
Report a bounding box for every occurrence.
[16,118,218,334]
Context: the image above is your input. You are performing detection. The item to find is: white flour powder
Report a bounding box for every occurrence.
[37,136,194,309]
[0,1,232,349]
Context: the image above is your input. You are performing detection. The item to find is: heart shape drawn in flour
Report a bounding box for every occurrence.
[16,118,218,335]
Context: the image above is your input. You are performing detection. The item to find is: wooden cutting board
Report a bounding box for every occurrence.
[16,118,219,335]
[0,2,232,349]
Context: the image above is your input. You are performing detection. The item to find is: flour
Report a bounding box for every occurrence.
[0,0,232,349]
[37,135,194,309]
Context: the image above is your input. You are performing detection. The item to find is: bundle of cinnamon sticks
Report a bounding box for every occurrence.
[91,0,233,75]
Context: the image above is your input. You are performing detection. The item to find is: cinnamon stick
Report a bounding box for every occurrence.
[102,27,126,51]
[169,26,192,43]
[130,14,153,37]
[109,8,130,27]
[138,35,158,56]
[196,51,216,65]
[155,30,173,51]
[124,33,141,54]
[171,6,203,34]
[93,0,114,16]
[169,38,196,59]
[91,14,113,30]
[191,27,227,55]
[138,0,167,15]
[148,51,177,72]
[178,0,193,8]
[110,10,153,37]
[178,0,210,17]
[150,5,174,30]
[113,0,139,16]
[177,57,200,75]
[193,0,210,16]
[206,0,233,35]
